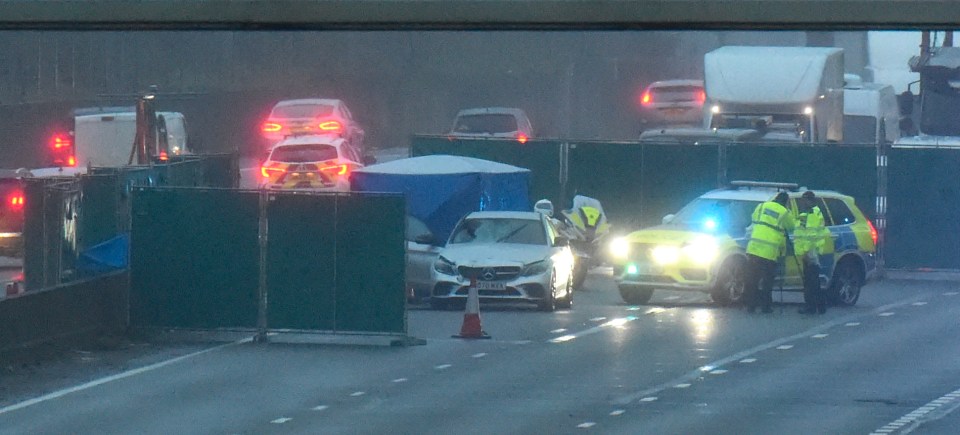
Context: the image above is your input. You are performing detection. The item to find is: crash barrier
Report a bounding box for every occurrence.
[411,136,960,270]
[0,271,127,356]
[130,187,409,337]
[23,154,241,291]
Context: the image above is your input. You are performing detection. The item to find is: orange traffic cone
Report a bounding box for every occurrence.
[453,277,491,339]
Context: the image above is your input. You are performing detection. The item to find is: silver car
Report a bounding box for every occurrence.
[429,211,575,311]
[638,79,705,133]
[405,215,442,303]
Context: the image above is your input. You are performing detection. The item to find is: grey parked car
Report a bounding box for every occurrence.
[406,215,443,302]
[638,79,705,133]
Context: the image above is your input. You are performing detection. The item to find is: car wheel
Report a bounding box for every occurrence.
[557,268,574,309]
[619,285,654,305]
[711,257,746,306]
[538,271,558,312]
[830,259,862,306]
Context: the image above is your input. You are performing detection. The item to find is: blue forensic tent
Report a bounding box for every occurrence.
[351,155,530,242]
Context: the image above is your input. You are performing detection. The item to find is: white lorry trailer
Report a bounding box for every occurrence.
[843,74,901,145]
[704,46,845,143]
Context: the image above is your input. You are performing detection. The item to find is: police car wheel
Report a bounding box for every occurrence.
[830,260,862,306]
[619,285,654,305]
[711,258,746,306]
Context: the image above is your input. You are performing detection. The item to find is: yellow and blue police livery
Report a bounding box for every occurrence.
[260,135,363,192]
[608,181,877,306]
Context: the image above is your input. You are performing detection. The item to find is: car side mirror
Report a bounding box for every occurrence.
[554,236,569,247]
[662,214,676,224]
[415,233,437,245]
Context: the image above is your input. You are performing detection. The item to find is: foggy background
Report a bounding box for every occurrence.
[0,31,872,167]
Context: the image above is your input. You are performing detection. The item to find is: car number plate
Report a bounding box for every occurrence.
[476,281,506,291]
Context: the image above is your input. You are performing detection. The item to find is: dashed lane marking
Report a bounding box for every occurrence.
[845,322,861,327]
[577,422,596,428]
[312,405,328,411]
[271,418,292,424]
[611,293,928,407]
[871,385,960,434]
[350,391,366,397]
[590,317,607,322]
[435,364,452,370]
[776,345,794,350]
[472,353,487,358]
[392,378,408,383]
[710,369,728,375]
[912,302,928,306]
[0,336,253,416]
[944,292,958,296]
[639,397,658,402]
[740,358,757,363]
[609,410,625,416]
[549,316,638,343]
[879,312,895,317]
[674,383,691,389]
[551,328,567,334]
[812,334,829,339]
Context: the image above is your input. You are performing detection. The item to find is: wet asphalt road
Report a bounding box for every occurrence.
[1,272,959,434]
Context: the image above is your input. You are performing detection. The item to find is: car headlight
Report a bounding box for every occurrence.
[651,245,680,265]
[522,260,550,276]
[609,237,630,259]
[433,257,457,276]
[682,235,719,265]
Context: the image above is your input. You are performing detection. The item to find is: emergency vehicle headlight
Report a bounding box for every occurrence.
[651,245,680,265]
[683,235,719,265]
[711,105,721,114]
[804,106,814,115]
[609,237,630,259]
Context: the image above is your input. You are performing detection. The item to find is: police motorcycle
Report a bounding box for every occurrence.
[534,195,611,290]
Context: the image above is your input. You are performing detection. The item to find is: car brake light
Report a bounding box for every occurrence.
[67,156,76,166]
[52,134,72,149]
[698,90,706,103]
[517,134,528,144]
[261,166,285,178]
[641,91,652,105]
[262,122,282,133]
[159,151,169,161]
[8,193,23,209]
[867,219,878,246]
[318,121,342,132]
[321,164,348,176]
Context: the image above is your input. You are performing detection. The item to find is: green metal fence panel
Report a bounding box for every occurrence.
[639,143,721,229]
[23,178,49,291]
[266,193,338,330]
[886,148,960,269]
[78,174,120,252]
[129,188,260,329]
[726,144,877,220]
[200,153,240,188]
[565,141,643,228]
[334,194,406,333]
[410,135,561,207]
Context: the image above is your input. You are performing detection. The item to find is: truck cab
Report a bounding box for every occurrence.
[74,110,189,167]
[843,74,901,145]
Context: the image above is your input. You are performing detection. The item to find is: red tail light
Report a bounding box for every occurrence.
[517,134,529,144]
[641,91,652,105]
[7,193,24,209]
[52,134,72,149]
[159,151,169,161]
[261,166,285,178]
[867,219,878,246]
[321,164,348,176]
[318,121,343,132]
[262,122,282,133]
[697,90,706,103]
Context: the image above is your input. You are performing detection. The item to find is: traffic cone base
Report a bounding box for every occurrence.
[453,280,491,339]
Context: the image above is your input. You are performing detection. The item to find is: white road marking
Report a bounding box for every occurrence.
[350,391,366,397]
[639,397,658,402]
[611,294,929,407]
[674,383,691,388]
[577,422,596,428]
[626,307,642,311]
[312,405,328,411]
[590,317,607,322]
[944,292,958,296]
[0,337,252,416]
[548,317,638,343]
[710,369,728,375]
[776,345,794,350]
[871,385,960,434]
[472,353,487,358]
[739,358,757,363]
[435,364,452,370]
[609,409,625,416]
[551,328,568,334]
[845,322,861,327]
[912,302,928,306]
[271,418,292,424]
[392,378,408,383]
[811,334,829,339]
[645,307,667,314]
[879,312,895,317]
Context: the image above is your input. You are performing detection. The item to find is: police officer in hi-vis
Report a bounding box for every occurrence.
[744,191,795,313]
[795,191,831,314]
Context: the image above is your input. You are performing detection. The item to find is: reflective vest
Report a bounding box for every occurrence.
[794,206,831,257]
[746,201,795,261]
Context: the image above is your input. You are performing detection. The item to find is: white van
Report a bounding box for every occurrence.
[843,74,901,145]
[74,111,189,167]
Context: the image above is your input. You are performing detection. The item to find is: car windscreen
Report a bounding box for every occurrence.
[271,104,335,119]
[269,144,338,162]
[671,198,761,236]
[651,86,704,103]
[452,114,518,134]
[449,218,547,245]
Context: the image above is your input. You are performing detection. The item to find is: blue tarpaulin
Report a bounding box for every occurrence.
[351,155,530,242]
[76,233,129,275]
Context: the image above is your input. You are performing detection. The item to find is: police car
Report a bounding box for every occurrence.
[260,135,364,192]
[608,181,877,306]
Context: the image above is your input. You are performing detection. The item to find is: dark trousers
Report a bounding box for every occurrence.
[745,254,777,310]
[802,261,825,312]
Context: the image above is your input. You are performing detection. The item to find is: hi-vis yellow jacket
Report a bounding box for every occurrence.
[794,206,831,258]
[746,201,796,261]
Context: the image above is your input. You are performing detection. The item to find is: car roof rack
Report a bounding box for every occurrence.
[728,180,799,191]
